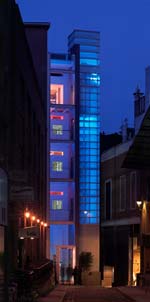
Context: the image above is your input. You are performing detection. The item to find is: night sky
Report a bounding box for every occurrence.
[17,0,150,133]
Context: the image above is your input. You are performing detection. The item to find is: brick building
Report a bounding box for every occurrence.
[101,68,150,286]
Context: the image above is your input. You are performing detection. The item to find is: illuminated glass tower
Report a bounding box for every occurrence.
[49,30,100,282]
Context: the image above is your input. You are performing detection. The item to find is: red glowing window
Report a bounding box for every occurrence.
[50,151,64,156]
[50,191,64,196]
[51,115,64,120]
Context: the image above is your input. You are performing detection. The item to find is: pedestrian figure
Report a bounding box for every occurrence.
[78,266,82,285]
[60,264,65,284]
[73,266,79,285]
[25,255,31,269]
[66,264,73,285]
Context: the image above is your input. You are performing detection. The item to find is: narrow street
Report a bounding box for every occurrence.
[63,286,133,302]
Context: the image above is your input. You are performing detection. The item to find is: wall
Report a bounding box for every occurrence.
[79,224,99,271]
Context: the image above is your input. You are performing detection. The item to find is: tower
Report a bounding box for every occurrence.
[49,30,100,282]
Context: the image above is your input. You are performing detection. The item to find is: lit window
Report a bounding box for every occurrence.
[52,200,62,210]
[52,161,63,171]
[50,84,64,104]
[52,125,63,134]
[50,151,64,156]
[51,116,64,120]
[50,191,64,195]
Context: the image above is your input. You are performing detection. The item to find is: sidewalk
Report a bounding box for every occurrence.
[37,285,67,302]
[117,286,150,302]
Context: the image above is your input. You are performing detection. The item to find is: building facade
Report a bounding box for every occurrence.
[123,105,150,281]
[49,30,100,282]
[0,0,50,297]
[101,139,141,286]
[101,67,150,286]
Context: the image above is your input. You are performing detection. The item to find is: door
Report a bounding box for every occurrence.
[56,245,76,284]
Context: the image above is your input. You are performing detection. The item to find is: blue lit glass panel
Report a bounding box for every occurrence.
[50,225,75,258]
[80,217,89,224]
[80,58,99,66]
[90,156,98,162]
[89,204,97,210]
[51,59,72,65]
[80,52,99,59]
[78,36,100,225]
[79,135,98,142]
[80,204,90,210]
[80,45,99,51]
[79,129,98,135]
[89,218,97,224]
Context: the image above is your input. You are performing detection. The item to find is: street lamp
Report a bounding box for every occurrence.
[136,200,142,210]
[25,210,30,218]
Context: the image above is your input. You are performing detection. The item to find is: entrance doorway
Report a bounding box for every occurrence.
[129,237,140,285]
[56,245,76,284]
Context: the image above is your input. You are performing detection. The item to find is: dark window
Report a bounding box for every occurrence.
[105,180,111,220]
[120,175,126,211]
[130,172,136,208]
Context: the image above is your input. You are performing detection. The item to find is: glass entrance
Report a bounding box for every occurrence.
[56,245,76,284]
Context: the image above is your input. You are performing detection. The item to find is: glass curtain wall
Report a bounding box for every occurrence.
[68,30,100,224]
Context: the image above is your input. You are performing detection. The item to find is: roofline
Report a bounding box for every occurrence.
[68,29,100,39]
[70,29,100,34]
[101,140,133,162]
[24,22,50,30]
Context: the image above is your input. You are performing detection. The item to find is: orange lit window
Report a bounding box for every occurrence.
[50,84,64,104]
[50,191,64,195]
[50,151,64,156]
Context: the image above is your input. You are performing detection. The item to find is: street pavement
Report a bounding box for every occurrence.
[37,284,150,302]
[117,286,150,302]
[37,285,67,302]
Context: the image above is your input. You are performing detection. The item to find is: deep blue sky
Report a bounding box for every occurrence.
[17,0,150,133]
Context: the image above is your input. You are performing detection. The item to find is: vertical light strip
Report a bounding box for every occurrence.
[78,33,100,224]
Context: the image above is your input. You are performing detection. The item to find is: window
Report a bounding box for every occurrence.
[50,151,64,156]
[105,179,112,220]
[52,200,62,210]
[50,84,64,104]
[52,161,63,171]
[130,172,136,209]
[80,58,99,66]
[51,116,64,120]
[52,125,63,135]
[50,191,64,196]
[120,175,126,211]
